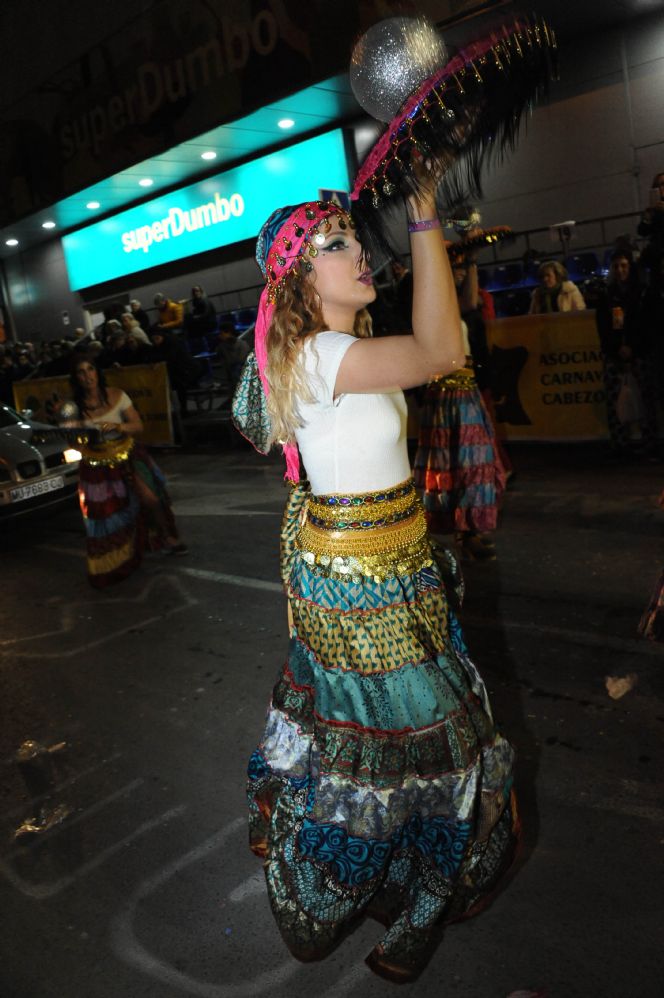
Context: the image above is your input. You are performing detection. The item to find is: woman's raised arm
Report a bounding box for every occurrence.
[335,185,465,395]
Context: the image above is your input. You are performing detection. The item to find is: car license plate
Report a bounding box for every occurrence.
[10,475,65,503]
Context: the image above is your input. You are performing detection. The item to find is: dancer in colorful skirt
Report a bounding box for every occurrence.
[69,354,186,588]
[243,183,519,981]
[638,489,664,641]
[413,256,506,560]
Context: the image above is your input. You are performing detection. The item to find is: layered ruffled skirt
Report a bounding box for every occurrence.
[638,570,664,641]
[247,480,518,981]
[77,436,174,588]
[413,369,505,534]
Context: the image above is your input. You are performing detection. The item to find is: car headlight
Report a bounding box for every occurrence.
[63,449,82,464]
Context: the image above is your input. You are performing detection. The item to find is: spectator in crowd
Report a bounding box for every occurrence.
[102,324,134,368]
[130,298,151,333]
[642,255,664,406]
[596,251,657,458]
[120,311,151,344]
[216,320,250,388]
[42,340,74,376]
[124,332,154,366]
[367,259,413,336]
[0,346,15,404]
[14,350,37,380]
[72,326,99,353]
[153,292,184,331]
[386,259,414,332]
[529,260,586,314]
[637,171,664,289]
[96,303,127,342]
[183,285,217,342]
[149,328,202,415]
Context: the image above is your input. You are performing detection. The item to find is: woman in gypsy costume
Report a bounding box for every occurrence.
[413,253,506,560]
[638,489,664,641]
[244,188,519,981]
[69,354,186,588]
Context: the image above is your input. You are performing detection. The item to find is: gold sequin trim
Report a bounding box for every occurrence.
[310,477,414,508]
[431,367,476,390]
[297,507,433,581]
[307,478,418,529]
[80,434,134,467]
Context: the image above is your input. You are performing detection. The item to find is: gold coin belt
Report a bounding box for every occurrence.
[307,479,416,530]
[297,480,433,581]
[430,367,477,391]
[81,434,134,467]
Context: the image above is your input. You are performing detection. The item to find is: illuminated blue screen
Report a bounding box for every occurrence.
[62,130,350,290]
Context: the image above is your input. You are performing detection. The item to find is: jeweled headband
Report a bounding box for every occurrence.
[256,200,353,301]
[254,199,353,480]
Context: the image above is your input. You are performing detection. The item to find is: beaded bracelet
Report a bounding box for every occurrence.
[407,217,441,233]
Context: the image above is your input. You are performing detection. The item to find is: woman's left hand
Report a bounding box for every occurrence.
[406,150,439,219]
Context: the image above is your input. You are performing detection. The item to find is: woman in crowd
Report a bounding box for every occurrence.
[244,187,518,981]
[529,259,586,314]
[596,251,657,457]
[149,328,202,417]
[413,252,506,560]
[637,171,664,289]
[120,310,151,344]
[129,298,151,333]
[183,284,217,341]
[68,353,186,587]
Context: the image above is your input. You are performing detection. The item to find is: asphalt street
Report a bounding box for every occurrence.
[0,438,662,998]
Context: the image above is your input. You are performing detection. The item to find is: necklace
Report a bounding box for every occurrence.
[85,393,106,412]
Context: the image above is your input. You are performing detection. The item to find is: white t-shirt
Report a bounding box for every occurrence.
[85,390,134,427]
[294,332,410,495]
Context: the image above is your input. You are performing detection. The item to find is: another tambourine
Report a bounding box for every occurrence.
[446,226,514,262]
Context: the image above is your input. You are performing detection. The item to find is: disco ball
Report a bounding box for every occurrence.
[58,401,79,422]
[350,16,447,123]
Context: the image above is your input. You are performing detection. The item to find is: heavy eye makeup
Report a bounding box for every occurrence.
[320,236,351,253]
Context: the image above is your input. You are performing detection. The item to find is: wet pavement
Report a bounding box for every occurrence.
[0,439,662,998]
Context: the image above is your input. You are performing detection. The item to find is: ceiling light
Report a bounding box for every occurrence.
[139,178,154,187]
[86,201,100,210]
[42,221,56,229]
[201,151,217,161]
[5,238,18,246]
[278,118,295,129]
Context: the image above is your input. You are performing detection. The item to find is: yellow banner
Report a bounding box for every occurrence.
[12,363,174,446]
[486,310,609,441]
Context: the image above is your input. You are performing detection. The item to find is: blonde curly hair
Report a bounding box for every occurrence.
[265,263,372,445]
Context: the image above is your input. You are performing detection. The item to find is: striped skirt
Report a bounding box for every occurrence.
[247,479,518,981]
[77,436,174,588]
[638,570,664,641]
[413,369,505,534]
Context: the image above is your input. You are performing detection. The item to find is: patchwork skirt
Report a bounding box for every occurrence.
[638,570,664,641]
[78,436,175,588]
[247,479,518,981]
[413,369,505,534]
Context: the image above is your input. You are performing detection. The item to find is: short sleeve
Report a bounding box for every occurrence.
[300,332,357,407]
[118,390,134,414]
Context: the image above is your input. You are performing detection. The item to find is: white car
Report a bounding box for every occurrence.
[0,403,80,519]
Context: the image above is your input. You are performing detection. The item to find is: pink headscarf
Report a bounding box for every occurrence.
[254,200,348,482]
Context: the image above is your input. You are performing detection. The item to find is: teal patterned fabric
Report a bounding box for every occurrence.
[231,351,272,455]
